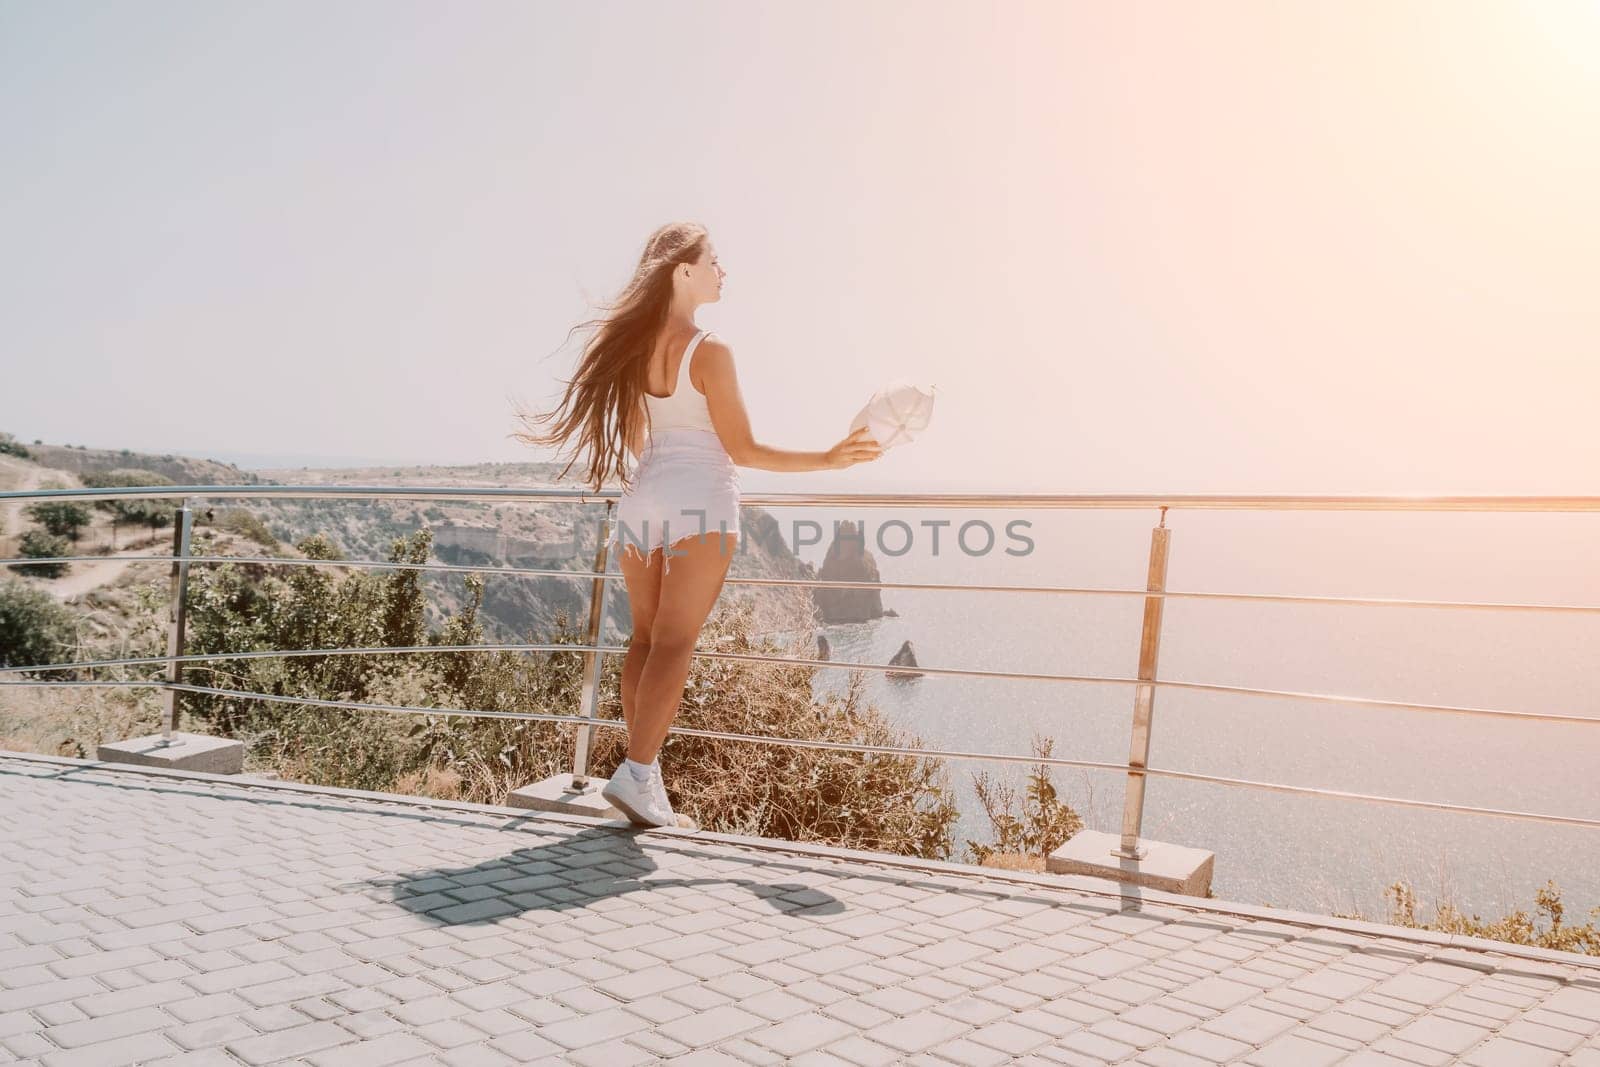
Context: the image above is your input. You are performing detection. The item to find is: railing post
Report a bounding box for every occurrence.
[161,499,194,740]
[570,501,615,789]
[1115,505,1169,860]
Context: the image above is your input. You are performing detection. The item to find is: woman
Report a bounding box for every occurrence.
[515,222,882,829]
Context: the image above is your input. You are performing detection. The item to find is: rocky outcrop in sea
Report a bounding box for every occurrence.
[810,520,886,624]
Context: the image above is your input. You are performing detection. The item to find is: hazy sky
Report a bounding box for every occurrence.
[1,0,1595,494]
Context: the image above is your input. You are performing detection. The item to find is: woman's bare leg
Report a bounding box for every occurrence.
[615,543,666,740]
[629,532,737,763]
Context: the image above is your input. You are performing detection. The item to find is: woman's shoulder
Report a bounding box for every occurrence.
[690,331,733,393]
[698,330,732,358]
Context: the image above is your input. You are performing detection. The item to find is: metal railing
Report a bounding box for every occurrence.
[3,484,1598,861]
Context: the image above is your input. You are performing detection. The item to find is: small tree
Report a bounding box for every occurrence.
[381,531,430,652]
[965,733,1086,865]
[24,483,92,541]
[81,469,175,547]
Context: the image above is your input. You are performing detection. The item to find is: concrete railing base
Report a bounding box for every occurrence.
[1047,829,1215,897]
[97,732,245,775]
[508,772,624,819]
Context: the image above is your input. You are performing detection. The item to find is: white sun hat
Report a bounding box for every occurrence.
[849,379,937,450]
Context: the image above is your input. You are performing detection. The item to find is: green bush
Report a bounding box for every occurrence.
[214,508,279,550]
[965,733,1085,866]
[0,578,77,674]
[11,531,70,578]
[157,524,962,859]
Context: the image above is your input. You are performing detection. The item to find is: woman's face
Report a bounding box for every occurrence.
[687,244,725,303]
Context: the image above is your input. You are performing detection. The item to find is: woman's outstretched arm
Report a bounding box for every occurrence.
[699,337,882,473]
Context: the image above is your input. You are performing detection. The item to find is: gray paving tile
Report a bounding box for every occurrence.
[2,755,1597,1067]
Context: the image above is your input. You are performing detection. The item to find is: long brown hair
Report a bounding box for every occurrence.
[510,221,709,493]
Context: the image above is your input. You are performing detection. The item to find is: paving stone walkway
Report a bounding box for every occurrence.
[2,755,1598,1067]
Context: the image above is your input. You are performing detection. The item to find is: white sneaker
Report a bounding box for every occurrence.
[649,762,698,832]
[601,765,674,828]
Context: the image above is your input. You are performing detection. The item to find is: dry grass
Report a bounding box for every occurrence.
[0,682,165,758]
[1332,878,1600,957]
[576,598,961,858]
[978,853,1048,872]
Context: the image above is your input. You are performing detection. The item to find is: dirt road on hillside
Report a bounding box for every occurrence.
[2,457,169,600]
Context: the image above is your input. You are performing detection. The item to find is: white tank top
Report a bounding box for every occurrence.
[643,328,717,434]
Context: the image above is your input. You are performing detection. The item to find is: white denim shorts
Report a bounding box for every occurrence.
[607,428,741,574]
